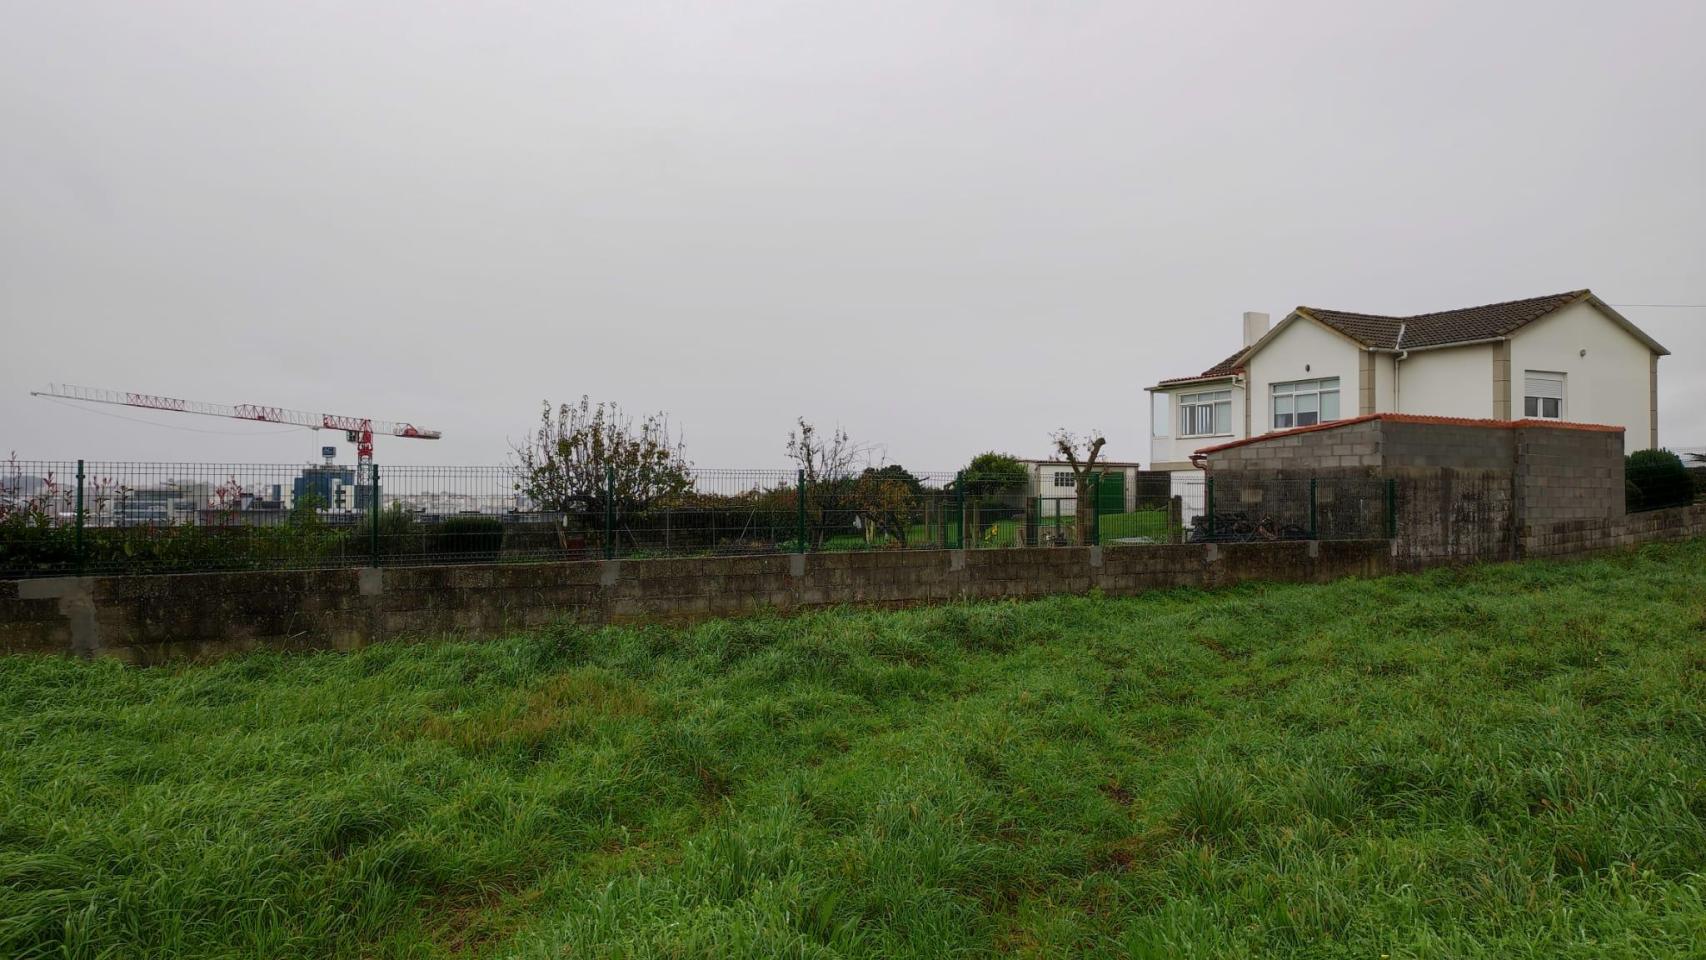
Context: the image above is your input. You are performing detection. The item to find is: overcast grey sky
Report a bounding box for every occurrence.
[3,0,1702,467]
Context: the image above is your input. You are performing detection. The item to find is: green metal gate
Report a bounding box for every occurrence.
[1096,470,1124,515]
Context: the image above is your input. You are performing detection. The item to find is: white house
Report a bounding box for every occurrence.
[1146,289,1668,476]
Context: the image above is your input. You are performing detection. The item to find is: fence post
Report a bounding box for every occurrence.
[604,465,616,560]
[954,471,966,549]
[1308,477,1318,540]
[1205,476,1216,540]
[796,469,807,553]
[1385,477,1398,540]
[74,459,86,576]
[1090,472,1101,546]
[369,463,380,566]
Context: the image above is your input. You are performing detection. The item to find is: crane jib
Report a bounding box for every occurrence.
[31,383,442,459]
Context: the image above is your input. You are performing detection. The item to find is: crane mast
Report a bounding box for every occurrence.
[31,383,442,463]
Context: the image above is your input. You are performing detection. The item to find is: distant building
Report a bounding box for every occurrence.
[1017,459,1166,517]
[292,465,373,512]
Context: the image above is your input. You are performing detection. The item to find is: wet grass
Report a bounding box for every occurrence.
[3,539,1706,957]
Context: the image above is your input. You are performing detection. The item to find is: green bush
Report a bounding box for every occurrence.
[434,516,505,560]
[376,504,424,559]
[1625,449,1694,512]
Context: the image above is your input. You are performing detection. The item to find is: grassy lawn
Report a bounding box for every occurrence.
[5,541,1706,958]
[824,508,1175,550]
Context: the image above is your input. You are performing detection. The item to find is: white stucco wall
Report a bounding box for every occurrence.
[1245,318,1362,434]
[1508,300,1655,451]
[1396,343,1496,419]
[1147,381,1245,467]
[1373,353,1396,412]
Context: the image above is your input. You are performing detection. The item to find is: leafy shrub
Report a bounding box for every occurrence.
[1625,449,1694,512]
[377,504,425,559]
[434,516,504,560]
[959,452,1028,497]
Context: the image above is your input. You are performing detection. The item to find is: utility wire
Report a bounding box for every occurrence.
[1607,303,1706,309]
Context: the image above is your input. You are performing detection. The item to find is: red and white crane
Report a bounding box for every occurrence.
[31,383,442,463]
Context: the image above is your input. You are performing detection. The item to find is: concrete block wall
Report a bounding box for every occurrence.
[1199,417,1630,564]
[1391,469,1516,566]
[1203,418,1384,475]
[1514,426,1627,538]
[1,541,1396,662]
[1379,420,1515,471]
[1523,502,1706,559]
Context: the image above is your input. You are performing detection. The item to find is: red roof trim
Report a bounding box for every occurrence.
[1192,414,1624,456]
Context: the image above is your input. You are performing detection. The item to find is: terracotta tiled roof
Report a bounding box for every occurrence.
[1157,348,1248,385]
[1299,290,1591,350]
[1190,413,1624,457]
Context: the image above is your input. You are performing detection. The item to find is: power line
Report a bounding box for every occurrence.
[1608,303,1706,309]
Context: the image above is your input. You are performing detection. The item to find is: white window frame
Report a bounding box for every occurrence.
[1523,371,1565,420]
[1177,389,1233,438]
[1052,471,1074,488]
[1271,378,1341,430]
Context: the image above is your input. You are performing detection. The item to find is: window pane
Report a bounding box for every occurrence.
[1296,410,1318,426]
[1273,382,1294,395]
[1296,393,1319,416]
[1542,397,1560,418]
[1524,397,1538,417]
[1321,391,1339,421]
[1215,401,1231,434]
[1275,395,1294,417]
[1275,412,1293,429]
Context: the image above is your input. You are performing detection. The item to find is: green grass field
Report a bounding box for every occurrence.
[823,508,1175,550]
[4,541,1706,958]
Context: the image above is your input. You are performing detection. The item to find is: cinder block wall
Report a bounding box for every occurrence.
[1201,418,1629,563]
[1379,420,1515,471]
[1202,419,1384,475]
[0,541,1394,662]
[1514,426,1626,532]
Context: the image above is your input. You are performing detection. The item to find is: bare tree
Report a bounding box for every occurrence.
[1051,429,1107,545]
[786,419,873,548]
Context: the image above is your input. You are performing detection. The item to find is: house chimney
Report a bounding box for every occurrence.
[1243,311,1269,347]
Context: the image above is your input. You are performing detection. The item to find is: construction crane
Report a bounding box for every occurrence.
[31,383,442,464]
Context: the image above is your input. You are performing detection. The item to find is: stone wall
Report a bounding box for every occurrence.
[0,541,1394,662]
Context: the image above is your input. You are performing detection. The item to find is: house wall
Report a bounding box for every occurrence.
[1396,344,1496,419]
[1148,382,1245,470]
[1373,353,1397,412]
[1245,318,1363,434]
[1508,300,1656,452]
